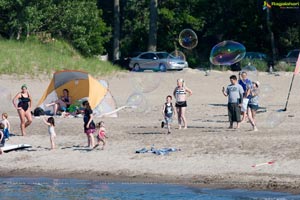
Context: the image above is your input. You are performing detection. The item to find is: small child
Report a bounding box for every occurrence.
[94,121,107,150]
[161,95,175,134]
[43,117,56,150]
[1,113,11,140]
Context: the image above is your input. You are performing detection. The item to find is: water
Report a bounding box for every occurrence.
[0,177,300,200]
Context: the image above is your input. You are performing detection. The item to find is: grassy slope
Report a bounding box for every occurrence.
[0,38,121,77]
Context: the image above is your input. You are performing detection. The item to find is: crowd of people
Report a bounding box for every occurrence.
[1,72,260,154]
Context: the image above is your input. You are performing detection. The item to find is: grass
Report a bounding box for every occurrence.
[0,38,122,77]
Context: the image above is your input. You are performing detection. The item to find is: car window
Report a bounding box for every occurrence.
[287,50,300,58]
[140,53,155,59]
[156,52,169,59]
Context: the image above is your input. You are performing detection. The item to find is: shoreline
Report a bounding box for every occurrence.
[1,168,300,194]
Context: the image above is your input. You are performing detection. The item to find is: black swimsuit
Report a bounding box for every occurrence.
[18,94,31,111]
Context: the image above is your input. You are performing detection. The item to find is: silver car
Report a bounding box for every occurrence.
[129,51,188,72]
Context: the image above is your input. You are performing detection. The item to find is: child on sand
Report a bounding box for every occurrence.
[82,101,96,148]
[94,121,107,150]
[1,113,11,140]
[161,95,175,134]
[222,75,244,129]
[43,117,56,150]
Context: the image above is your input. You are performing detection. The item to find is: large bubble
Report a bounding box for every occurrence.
[131,72,161,93]
[126,93,148,113]
[262,111,286,129]
[209,40,246,65]
[178,29,198,49]
[241,64,258,83]
[169,50,186,61]
[0,87,12,111]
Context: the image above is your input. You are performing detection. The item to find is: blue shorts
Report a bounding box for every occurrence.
[248,104,259,111]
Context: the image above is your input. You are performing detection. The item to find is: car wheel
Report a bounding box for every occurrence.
[133,64,140,72]
[159,63,167,72]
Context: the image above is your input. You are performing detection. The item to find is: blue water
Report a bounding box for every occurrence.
[0,177,300,200]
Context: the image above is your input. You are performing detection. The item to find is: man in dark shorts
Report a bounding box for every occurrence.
[222,75,244,129]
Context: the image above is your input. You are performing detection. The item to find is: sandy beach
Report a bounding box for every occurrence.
[1,69,300,193]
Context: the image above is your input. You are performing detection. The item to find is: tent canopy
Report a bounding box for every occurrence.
[37,70,117,116]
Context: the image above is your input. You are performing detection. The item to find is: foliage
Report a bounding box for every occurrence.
[0,0,111,56]
[0,38,121,76]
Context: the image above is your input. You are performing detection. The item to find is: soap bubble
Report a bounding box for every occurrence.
[169,50,186,61]
[131,72,161,93]
[241,64,258,83]
[178,29,198,49]
[126,93,148,113]
[209,40,246,65]
[263,111,286,129]
[0,87,12,111]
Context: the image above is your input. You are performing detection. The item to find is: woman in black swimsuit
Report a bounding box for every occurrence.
[12,84,32,136]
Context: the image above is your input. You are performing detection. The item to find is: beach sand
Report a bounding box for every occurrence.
[1,69,300,193]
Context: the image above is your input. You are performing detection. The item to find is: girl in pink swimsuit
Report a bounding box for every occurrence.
[94,121,108,150]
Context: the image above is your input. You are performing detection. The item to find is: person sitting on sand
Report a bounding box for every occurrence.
[222,75,244,129]
[46,89,71,115]
[94,121,108,150]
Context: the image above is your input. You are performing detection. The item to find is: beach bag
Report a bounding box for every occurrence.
[33,107,45,116]
[241,98,249,112]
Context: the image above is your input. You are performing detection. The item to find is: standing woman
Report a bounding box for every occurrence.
[82,100,96,148]
[173,78,192,129]
[12,84,32,136]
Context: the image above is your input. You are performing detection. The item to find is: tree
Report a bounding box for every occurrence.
[148,0,158,51]
[113,0,120,61]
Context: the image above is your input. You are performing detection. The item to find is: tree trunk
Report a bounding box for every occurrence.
[113,0,120,61]
[148,0,158,52]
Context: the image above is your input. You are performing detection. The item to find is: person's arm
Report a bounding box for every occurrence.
[42,117,51,126]
[162,104,166,117]
[12,93,21,109]
[173,87,177,98]
[185,87,192,96]
[222,87,228,97]
[7,120,10,132]
[28,92,32,110]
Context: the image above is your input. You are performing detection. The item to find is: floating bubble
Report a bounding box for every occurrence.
[241,64,258,83]
[0,87,12,111]
[263,111,286,128]
[131,72,161,93]
[126,93,148,113]
[178,29,198,49]
[209,40,246,65]
[169,50,186,61]
[259,84,274,102]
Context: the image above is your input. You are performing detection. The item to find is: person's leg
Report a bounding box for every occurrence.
[181,107,187,129]
[101,139,106,150]
[176,107,182,129]
[0,148,3,155]
[89,134,94,148]
[17,109,26,136]
[86,134,90,147]
[247,107,256,128]
[235,104,241,129]
[228,104,233,128]
[24,110,32,128]
[50,136,55,149]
